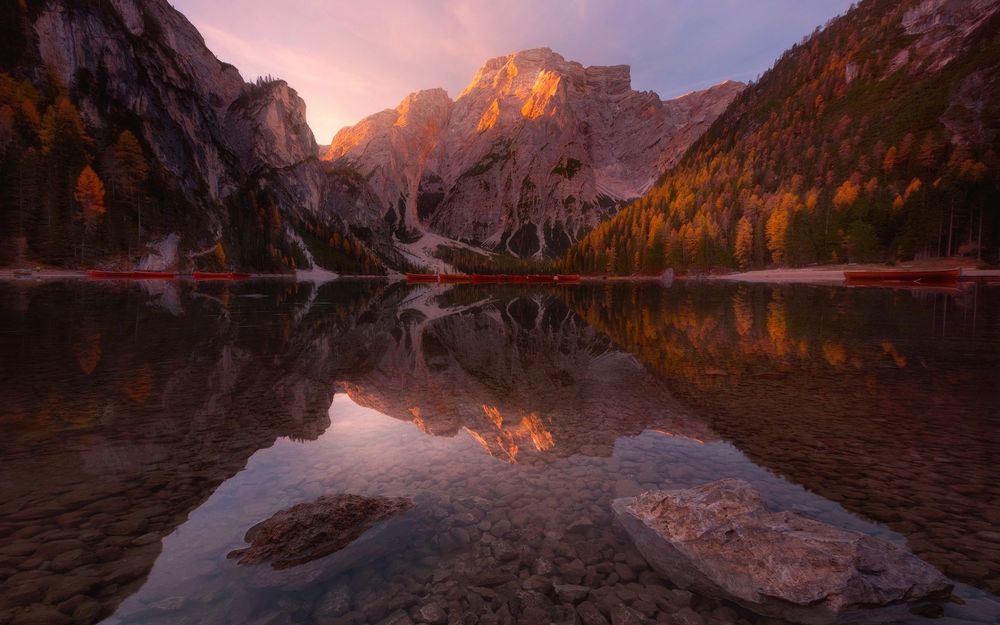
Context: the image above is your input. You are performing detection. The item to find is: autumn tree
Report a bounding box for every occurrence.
[734,216,754,269]
[37,96,92,262]
[766,207,790,264]
[832,179,860,209]
[74,165,106,262]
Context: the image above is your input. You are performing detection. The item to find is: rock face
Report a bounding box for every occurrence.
[228,494,413,570]
[324,48,743,256]
[612,479,952,625]
[18,0,387,269]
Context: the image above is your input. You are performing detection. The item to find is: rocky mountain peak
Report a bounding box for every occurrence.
[324,48,744,258]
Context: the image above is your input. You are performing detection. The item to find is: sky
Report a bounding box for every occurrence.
[171,0,854,143]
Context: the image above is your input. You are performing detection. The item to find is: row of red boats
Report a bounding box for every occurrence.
[87,270,251,280]
[406,273,581,284]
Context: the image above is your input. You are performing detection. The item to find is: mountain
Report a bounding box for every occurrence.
[337,287,715,463]
[0,0,390,272]
[323,48,743,258]
[566,0,1000,274]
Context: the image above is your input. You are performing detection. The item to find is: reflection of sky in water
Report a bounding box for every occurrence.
[107,393,961,624]
[1,280,996,625]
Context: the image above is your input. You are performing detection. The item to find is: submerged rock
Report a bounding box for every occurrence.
[612,479,952,625]
[229,493,412,569]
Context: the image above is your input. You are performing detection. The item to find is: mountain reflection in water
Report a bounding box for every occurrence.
[0,280,997,625]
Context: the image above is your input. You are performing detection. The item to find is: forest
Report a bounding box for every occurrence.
[564,0,1000,274]
[0,70,384,273]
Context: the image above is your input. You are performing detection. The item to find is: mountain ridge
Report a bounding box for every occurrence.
[565,0,1000,273]
[323,47,744,258]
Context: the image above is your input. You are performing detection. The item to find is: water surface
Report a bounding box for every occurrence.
[0,279,997,625]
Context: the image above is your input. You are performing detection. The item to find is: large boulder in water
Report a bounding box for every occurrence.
[228,493,415,589]
[612,479,952,625]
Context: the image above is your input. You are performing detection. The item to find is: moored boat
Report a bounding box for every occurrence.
[526,274,556,283]
[130,271,176,279]
[844,268,961,283]
[192,271,251,280]
[556,274,581,283]
[405,273,439,282]
[192,271,230,280]
[87,270,135,279]
[438,273,471,283]
[471,274,504,282]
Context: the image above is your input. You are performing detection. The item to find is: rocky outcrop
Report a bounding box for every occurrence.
[612,479,953,625]
[228,494,413,569]
[324,49,743,257]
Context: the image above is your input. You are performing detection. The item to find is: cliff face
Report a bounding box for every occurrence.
[324,49,743,257]
[6,0,386,270]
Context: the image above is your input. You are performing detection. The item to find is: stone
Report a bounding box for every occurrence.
[522,576,554,594]
[555,584,591,604]
[11,605,73,625]
[492,540,518,562]
[44,574,99,604]
[610,605,648,625]
[72,599,103,623]
[413,602,448,624]
[228,494,412,569]
[379,610,416,625]
[670,608,705,625]
[614,562,636,582]
[577,601,611,625]
[613,479,953,625]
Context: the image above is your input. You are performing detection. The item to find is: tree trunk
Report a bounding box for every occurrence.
[937,207,944,256]
[946,200,955,257]
[977,208,983,262]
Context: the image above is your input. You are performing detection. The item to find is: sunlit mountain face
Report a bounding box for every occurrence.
[0,280,997,625]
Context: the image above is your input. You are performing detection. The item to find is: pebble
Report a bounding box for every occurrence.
[554,584,591,604]
[412,601,447,624]
[577,601,610,625]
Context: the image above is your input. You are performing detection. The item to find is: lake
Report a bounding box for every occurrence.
[0,279,998,625]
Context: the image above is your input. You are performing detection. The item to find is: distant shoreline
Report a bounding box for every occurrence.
[3,262,998,285]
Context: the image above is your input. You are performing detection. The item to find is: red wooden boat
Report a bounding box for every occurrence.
[556,274,581,283]
[192,271,251,280]
[438,273,471,283]
[87,270,135,279]
[131,271,176,279]
[471,274,504,282]
[193,271,229,280]
[526,274,557,283]
[406,273,439,282]
[844,268,961,283]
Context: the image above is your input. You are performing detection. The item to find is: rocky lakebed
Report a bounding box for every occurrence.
[0,280,998,625]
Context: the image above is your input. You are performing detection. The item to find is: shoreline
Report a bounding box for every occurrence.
[3,264,998,286]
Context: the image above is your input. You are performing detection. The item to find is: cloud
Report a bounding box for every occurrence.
[172,0,852,141]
